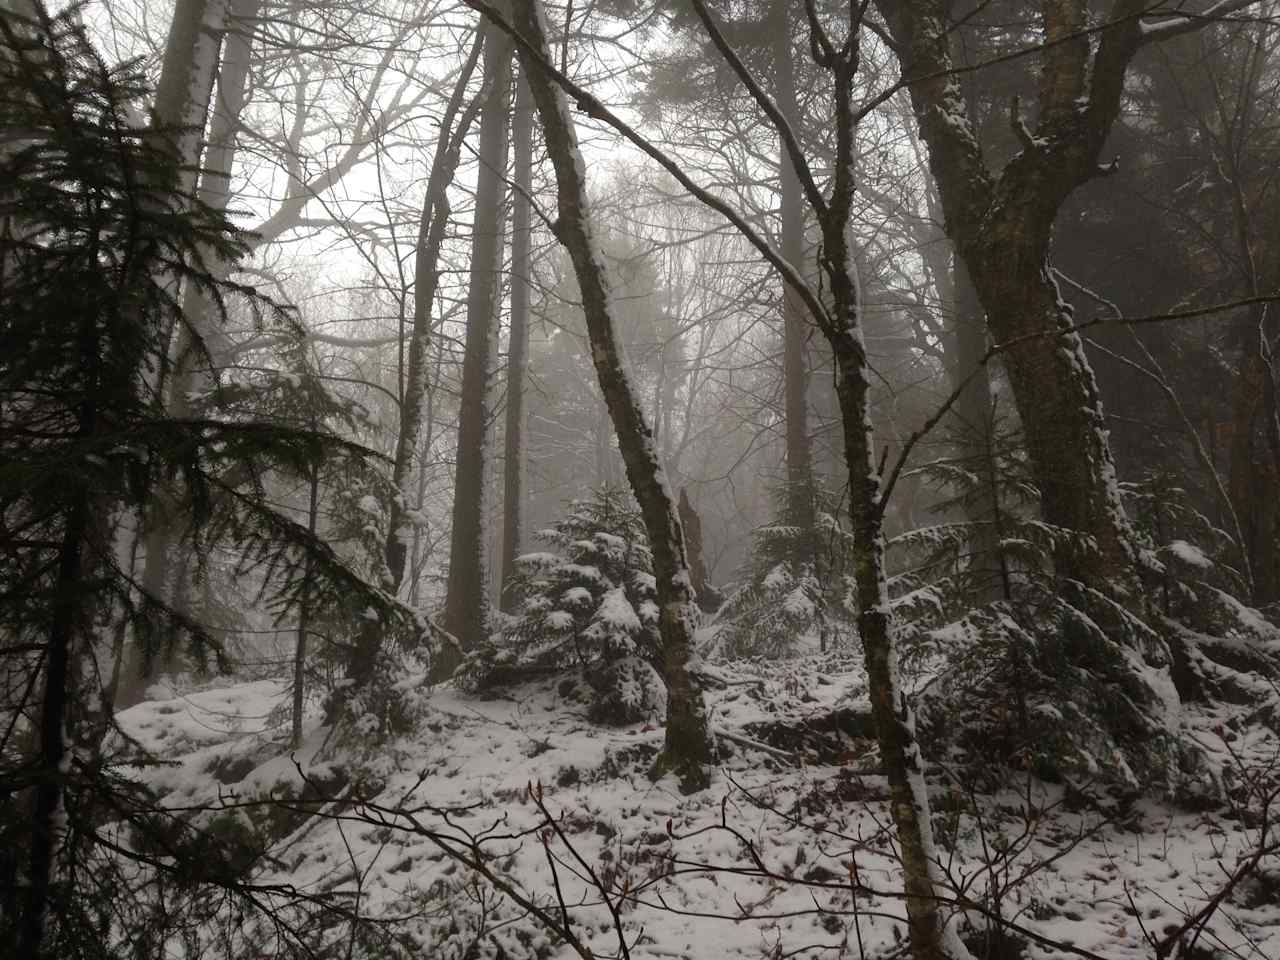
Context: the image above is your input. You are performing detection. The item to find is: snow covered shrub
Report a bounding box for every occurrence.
[464,487,663,725]
[712,484,858,658]
[1122,470,1249,608]
[914,492,1280,801]
[915,597,1196,795]
[327,643,433,744]
[1118,472,1280,711]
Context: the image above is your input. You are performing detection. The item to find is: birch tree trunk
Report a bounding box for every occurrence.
[506,0,715,792]
[436,15,513,680]
[168,0,259,417]
[118,0,242,707]
[150,0,228,200]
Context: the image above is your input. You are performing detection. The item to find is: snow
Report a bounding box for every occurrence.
[596,586,642,632]
[109,654,1280,959]
[782,584,815,618]
[1167,539,1212,569]
[762,564,790,591]
[546,610,575,631]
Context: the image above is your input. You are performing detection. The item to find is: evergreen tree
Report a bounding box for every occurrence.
[0,8,415,954]
[470,486,665,725]
[713,481,858,658]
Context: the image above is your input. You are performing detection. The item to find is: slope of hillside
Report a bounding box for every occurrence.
[115,655,1280,960]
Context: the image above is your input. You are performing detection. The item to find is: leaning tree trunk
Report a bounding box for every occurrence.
[507,0,714,792]
[384,32,484,601]
[436,16,513,681]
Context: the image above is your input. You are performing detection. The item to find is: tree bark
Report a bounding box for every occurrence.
[151,0,228,200]
[678,488,716,610]
[118,0,241,709]
[18,213,118,960]
[506,0,714,792]
[18,496,88,960]
[167,0,258,417]
[773,0,815,544]
[814,34,967,959]
[385,33,484,599]
[437,15,513,680]
[873,0,1153,596]
[500,70,533,613]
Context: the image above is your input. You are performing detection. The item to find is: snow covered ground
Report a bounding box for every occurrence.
[115,655,1280,959]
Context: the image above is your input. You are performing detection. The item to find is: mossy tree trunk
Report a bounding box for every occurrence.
[871,0,1171,597]
[814,23,968,958]
[506,0,714,792]
[677,0,971,952]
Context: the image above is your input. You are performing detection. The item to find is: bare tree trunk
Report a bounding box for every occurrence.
[773,0,815,546]
[167,0,259,417]
[385,33,484,599]
[1216,27,1280,605]
[500,70,533,613]
[292,457,320,749]
[472,0,970,929]
[150,0,228,200]
[677,488,715,610]
[508,0,714,792]
[437,16,513,680]
[409,335,447,608]
[968,229,1137,589]
[815,37,968,960]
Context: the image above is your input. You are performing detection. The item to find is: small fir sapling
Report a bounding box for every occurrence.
[713,480,858,658]
[1120,470,1247,611]
[893,400,1051,610]
[464,486,664,725]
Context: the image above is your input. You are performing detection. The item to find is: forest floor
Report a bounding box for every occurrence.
[116,649,1280,960]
